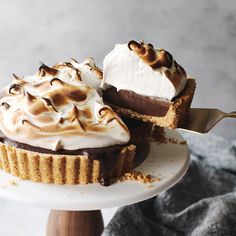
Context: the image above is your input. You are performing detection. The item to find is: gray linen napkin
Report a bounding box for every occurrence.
[102,133,236,236]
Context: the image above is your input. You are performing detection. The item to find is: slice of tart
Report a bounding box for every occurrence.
[101,40,196,128]
[0,59,135,186]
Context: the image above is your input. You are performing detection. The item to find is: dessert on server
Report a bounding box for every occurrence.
[102,40,196,128]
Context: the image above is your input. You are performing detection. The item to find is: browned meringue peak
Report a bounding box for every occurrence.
[12,74,25,84]
[71,57,103,80]
[127,40,187,89]
[1,102,10,110]
[3,74,26,95]
[98,106,127,128]
[9,83,25,95]
[39,62,82,82]
[128,40,173,69]
[70,57,103,92]
[39,63,58,76]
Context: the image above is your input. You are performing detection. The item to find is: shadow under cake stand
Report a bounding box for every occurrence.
[0,129,189,236]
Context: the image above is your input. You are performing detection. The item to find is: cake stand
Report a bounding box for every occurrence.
[0,129,190,236]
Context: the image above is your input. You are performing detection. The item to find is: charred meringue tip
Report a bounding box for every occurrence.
[50,77,64,86]
[41,97,58,112]
[128,40,142,51]
[25,92,37,103]
[1,102,10,110]
[9,83,25,95]
[12,73,22,80]
[39,62,58,76]
[127,40,174,69]
[71,58,78,63]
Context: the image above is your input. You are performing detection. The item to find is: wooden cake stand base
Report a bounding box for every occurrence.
[47,210,104,236]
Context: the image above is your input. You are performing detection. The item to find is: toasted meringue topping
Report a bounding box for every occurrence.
[0,60,129,151]
[102,41,187,100]
[9,83,25,95]
[71,57,103,93]
[128,40,173,69]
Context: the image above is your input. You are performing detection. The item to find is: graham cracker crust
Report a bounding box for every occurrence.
[0,143,135,185]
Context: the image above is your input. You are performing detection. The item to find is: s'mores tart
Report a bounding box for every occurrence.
[102,40,196,128]
[0,59,135,186]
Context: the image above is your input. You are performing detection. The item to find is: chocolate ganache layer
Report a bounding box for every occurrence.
[0,132,123,155]
[103,86,171,116]
[103,78,195,119]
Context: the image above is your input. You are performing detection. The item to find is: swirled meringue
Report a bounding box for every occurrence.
[0,60,129,151]
[101,40,187,100]
[71,57,103,93]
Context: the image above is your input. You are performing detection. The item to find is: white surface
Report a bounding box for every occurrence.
[0,129,189,211]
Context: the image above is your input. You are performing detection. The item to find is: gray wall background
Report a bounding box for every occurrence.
[0,0,235,139]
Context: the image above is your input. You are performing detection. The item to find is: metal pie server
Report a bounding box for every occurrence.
[179,108,236,133]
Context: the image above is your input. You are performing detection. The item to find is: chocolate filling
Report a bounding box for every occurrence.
[133,142,150,168]
[103,86,171,116]
[121,117,153,142]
